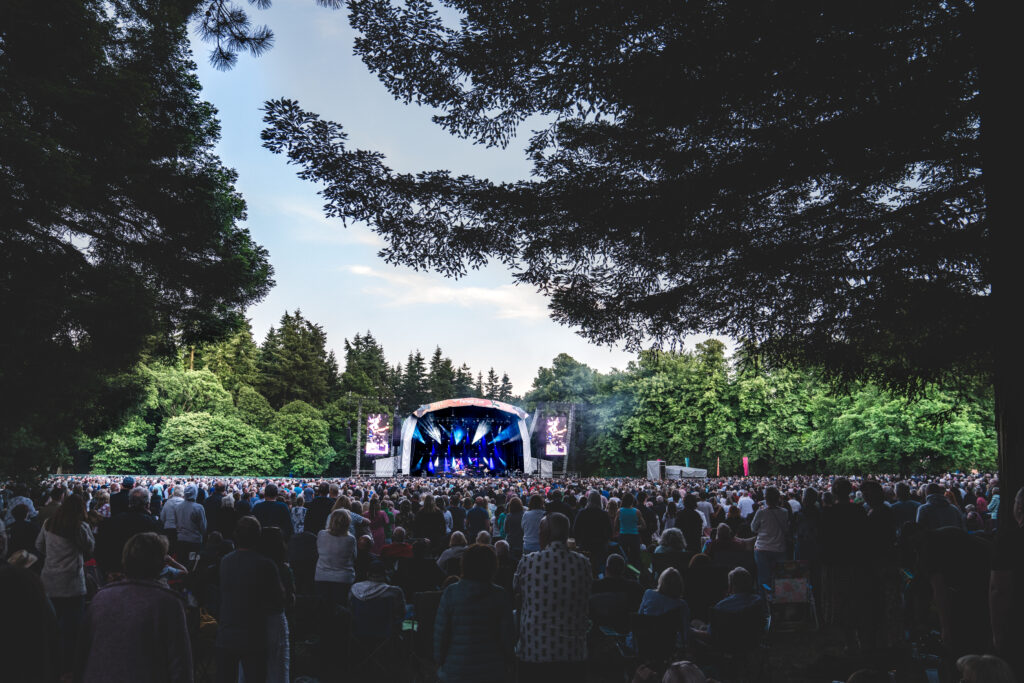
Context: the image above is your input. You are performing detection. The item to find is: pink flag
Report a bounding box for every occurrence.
[742,456,749,477]
[716,457,720,477]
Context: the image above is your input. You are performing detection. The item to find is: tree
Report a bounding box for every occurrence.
[258,310,336,408]
[498,373,514,402]
[152,412,284,476]
[454,363,475,397]
[340,331,391,399]
[146,365,235,420]
[235,384,275,430]
[474,372,484,399]
[399,350,428,412]
[195,321,261,395]
[1,0,273,477]
[484,368,500,400]
[426,347,456,401]
[83,415,156,474]
[269,400,335,476]
[261,3,1024,499]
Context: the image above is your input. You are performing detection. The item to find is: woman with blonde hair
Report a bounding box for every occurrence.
[315,508,356,606]
[636,567,691,650]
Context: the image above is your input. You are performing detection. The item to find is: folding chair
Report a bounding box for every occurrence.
[408,590,443,681]
[705,600,770,682]
[650,551,694,577]
[767,560,818,632]
[629,609,684,676]
[350,594,409,677]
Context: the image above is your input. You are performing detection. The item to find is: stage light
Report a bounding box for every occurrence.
[453,425,466,445]
[472,421,491,444]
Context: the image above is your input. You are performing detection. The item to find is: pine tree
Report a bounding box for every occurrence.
[498,372,514,402]
[484,368,500,400]
[257,310,334,408]
[454,363,475,397]
[474,372,484,398]
[426,346,456,401]
[400,351,428,412]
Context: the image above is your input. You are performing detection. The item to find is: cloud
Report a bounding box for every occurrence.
[276,201,385,247]
[344,265,550,320]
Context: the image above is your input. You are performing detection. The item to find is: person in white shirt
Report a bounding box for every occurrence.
[737,491,755,518]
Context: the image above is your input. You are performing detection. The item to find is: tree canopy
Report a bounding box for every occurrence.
[1,0,274,477]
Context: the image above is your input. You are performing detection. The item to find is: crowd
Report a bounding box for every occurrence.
[0,470,1021,683]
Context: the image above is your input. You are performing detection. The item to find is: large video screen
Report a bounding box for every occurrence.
[545,415,567,456]
[365,413,390,457]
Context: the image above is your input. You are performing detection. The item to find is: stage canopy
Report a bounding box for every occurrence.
[400,398,532,475]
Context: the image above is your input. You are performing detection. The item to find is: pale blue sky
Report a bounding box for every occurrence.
[189,3,717,392]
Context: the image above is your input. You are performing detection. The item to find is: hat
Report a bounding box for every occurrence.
[184,484,198,501]
[123,476,135,487]
[7,550,38,570]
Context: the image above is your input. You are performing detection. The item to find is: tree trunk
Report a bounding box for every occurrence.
[984,2,1024,534]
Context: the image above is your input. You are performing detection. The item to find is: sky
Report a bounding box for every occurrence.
[188,3,716,393]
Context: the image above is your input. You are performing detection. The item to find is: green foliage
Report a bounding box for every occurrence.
[258,310,337,408]
[145,365,235,419]
[1,0,273,478]
[83,415,155,474]
[270,401,336,476]
[152,412,285,476]
[196,321,261,395]
[235,384,275,430]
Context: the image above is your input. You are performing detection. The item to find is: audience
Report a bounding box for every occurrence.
[0,470,1010,683]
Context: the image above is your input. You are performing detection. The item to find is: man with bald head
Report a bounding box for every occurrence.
[514,512,591,681]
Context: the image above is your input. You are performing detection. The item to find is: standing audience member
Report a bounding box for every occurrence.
[95,487,162,576]
[216,516,285,683]
[573,491,612,572]
[614,493,645,566]
[504,497,525,561]
[990,487,1024,679]
[109,476,134,517]
[315,508,357,607]
[76,532,193,683]
[35,494,95,674]
[434,543,515,683]
[750,486,790,591]
[521,495,546,555]
[173,485,208,567]
[252,484,294,540]
[514,513,591,682]
[0,560,59,683]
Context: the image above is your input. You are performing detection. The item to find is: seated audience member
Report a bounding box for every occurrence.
[705,523,753,557]
[693,567,764,644]
[592,553,644,612]
[637,567,691,650]
[437,531,469,572]
[661,661,709,683]
[434,543,515,683]
[394,541,446,599]
[350,560,406,629]
[216,516,285,683]
[656,527,686,554]
[380,526,414,560]
[956,654,1016,683]
[76,532,193,683]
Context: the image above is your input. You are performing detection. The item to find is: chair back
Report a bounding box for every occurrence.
[709,599,765,655]
[650,551,693,576]
[684,564,728,622]
[711,549,756,575]
[443,555,462,577]
[629,609,681,666]
[412,591,443,659]
[351,594,397,640]
[771,560,811,604]
[589,591,630,634]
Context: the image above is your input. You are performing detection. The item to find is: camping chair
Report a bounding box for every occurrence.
[410,590,443,681]
[651,551,694,577]
[705,599,770,682]
[684,564,728,622]
[767,560,818,632]
[350,594,408,677]
[629,609,684,675]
